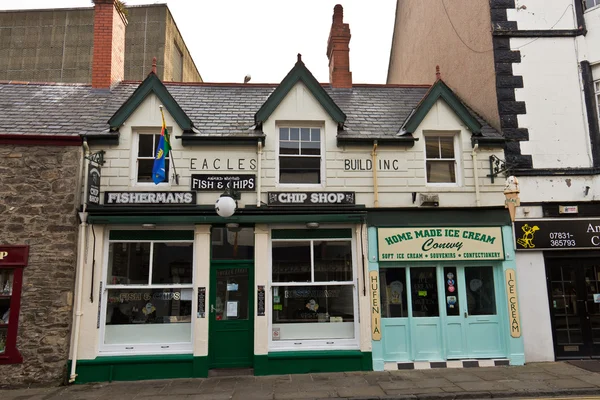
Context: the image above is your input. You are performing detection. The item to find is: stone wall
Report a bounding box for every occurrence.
[0,145,81,387]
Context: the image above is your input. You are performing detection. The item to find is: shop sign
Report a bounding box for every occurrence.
[505,269,521,338]
[197,287,206,318]
[191,174,255,191]
[370,271,381,341]
[377,227,504,261]
[87,164,101,205]
[257,285,265,316]
[268,192,355,206]
[514,219,600,250]
[104,192,196,205]
[0,245,29,266]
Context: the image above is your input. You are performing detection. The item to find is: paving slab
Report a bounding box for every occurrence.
[336,385,386,397]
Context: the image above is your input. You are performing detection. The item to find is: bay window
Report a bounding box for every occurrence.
[101,231,194,354]
[270,229,358,350]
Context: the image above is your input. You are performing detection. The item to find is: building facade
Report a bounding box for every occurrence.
[0,2,202,83]
[387,0,600,363]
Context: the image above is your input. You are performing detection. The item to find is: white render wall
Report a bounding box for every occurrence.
[508,0,576,30]
[583,7,600,65]
[90,84,507,209]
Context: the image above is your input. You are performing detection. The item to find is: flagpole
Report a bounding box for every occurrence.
[159,105,179,185]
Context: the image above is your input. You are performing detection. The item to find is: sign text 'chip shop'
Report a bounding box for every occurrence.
[268,192,355,206]
[377,227,504,261]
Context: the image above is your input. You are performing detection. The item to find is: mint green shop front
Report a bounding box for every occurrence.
[368,209,525,370]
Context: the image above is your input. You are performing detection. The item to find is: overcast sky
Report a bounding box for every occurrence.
[3,0,397,84]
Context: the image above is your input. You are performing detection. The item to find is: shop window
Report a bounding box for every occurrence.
[278,127,322,184]
[0,245,28,365]
[410,267,439,317]
[465,266,496,316]
[102,234,193,353]
[271,232,357,349]
[211,227,255,260]
[379,267,408,318]
[425,134,457,184]
[444,267,460,316]
[136,133,169,183]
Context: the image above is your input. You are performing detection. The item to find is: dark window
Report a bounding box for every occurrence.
[410,267,439,317]
[137,134,169,183]
[210,227,255,260]
[279,127,321,184]
[380,267,408,318]
[465,266,496,316]
[444,267,460,316]
[425,135,456,183]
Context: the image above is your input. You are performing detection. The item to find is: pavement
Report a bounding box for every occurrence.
[3,362,600,400]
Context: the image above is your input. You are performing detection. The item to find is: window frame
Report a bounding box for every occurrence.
[99,230,195,355]
[423,131,461,187]
[268,227,359,351]
[275,123,326,188]
[131,129,171,187]
[0,245,27,365]
[595,80,600,128]
[584,0,600,11]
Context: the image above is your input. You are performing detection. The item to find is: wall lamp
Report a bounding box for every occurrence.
[215,188,240,218]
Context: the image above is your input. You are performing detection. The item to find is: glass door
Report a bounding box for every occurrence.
[582,262,600,358]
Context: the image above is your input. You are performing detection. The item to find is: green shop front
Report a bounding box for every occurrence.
[368,209,525,370]
[69,191,372,383]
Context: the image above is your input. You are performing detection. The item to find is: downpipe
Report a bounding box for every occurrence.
[472,143,481,207]
[69,139,90,383]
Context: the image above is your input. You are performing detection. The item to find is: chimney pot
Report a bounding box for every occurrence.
[327,4,352,88]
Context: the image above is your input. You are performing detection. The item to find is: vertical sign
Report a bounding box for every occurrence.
[370,271,381,341]
[505,269,521,338]
[87,164,101,205]
[257,285,265,316]
[197,287,206,318]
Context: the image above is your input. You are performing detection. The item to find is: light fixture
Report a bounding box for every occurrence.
[226,222,241,232]
[215,188,240,218]
[142,223,156,229]
[306,222,319,229]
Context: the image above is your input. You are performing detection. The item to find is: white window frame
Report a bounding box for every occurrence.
[131,128,171,187]
[268,226,360,351]
[98,228,195,355]
[595,80,600,127]
[423,131,462,187]
[584,0,600,11]
[275,123,326,188]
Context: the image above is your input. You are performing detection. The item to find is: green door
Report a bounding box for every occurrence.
[209,263,254,369]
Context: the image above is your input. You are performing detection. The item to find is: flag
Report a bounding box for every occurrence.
[152,108,171,184]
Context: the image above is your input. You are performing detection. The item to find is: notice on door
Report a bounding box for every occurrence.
[505,269,521,338]
[378,227,504,261]
[370,271,381,341]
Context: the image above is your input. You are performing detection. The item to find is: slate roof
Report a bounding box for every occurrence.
[0,81,500,139]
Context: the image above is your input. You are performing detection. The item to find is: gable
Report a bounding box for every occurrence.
[268,81,337,122]
[255,55,346,126]
[108,72,193,132]
[400,79,482,135]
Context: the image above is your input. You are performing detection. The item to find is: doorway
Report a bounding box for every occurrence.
[208,263,254,369]
[547,258,600,359]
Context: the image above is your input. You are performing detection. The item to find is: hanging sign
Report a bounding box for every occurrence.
[370,271,381,341]
[378,227,504,261]
[87,164,101,205]
[104,192,196,205]
[514,219,600,250]
[197,287,206,318]
[505,269,521,338]
[191,174,255,191]
[257,285,265,316]
[268,192,355,206]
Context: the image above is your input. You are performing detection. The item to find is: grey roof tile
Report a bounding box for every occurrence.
[0,81,500,139]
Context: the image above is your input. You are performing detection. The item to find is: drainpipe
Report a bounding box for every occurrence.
[371,141,379,207]
[69,139,90,383]
[472,142,481,207]
[256,141,262,207]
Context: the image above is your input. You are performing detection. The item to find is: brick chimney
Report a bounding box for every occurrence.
[92,0,127,89]
[327,4,352,89]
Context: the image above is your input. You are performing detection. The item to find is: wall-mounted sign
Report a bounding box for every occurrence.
[514,219,600,250]
[378,227,504,261]
[257,285,265,316]
[87,164,101,205]
[190,157,257,171]
[369,271,381,341]
[104,192,196,205]
[0,245,29,266]
[505,269,521,338]
[268,192,355,206]
[191,174,255,191]
[197,287,206,318]
[343,159,403,171]
[559,205,578,214]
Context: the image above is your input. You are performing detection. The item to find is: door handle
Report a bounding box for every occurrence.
[464,312,468,318]
[210,304,216,313]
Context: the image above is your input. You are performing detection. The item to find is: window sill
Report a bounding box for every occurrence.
[267,349,363,359]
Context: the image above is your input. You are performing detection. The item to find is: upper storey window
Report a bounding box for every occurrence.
[278,127,321,185]
[425,134,457,184]
[585,0,600,10]
[595,80,600,125]
[137,133,170,184]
